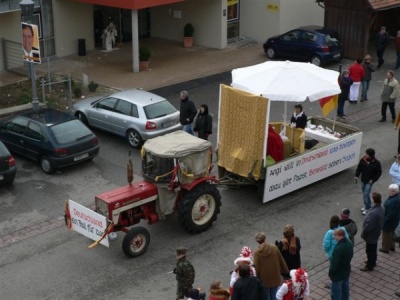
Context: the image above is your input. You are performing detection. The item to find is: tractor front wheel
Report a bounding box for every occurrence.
[122,226,150,258]
[178,183,222,233]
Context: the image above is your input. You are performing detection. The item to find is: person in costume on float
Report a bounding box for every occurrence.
[290,104,307,129]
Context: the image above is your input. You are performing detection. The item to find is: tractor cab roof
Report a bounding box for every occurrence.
[143,130,212,158]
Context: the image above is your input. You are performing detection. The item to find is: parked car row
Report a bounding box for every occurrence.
[0,89,182,181]
[263,25,343,67]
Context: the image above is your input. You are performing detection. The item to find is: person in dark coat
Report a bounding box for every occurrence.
[231,264,265,300]
[361,55,375,101]
[360,192,384,271]
[329,228,353,300]
[290,104,307,129]
[194,104,212,140]
[337,70,353,119]
[275,224,301,279]
[375,26,391,69]
[354,148,382,214]
[179,90,198,135]
[380,184,400,253]
[339,208,358,245]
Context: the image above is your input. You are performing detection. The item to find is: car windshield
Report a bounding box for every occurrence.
[144,100,177,119]
[50,119,93,144]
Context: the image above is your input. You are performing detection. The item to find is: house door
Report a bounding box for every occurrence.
[227,0,240,41]
[120,8,150,42]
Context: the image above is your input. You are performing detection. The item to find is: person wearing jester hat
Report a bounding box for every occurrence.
[276,268,310,300]
[229,246,257,296]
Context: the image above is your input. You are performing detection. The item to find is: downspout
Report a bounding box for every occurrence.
[316,0,325,9]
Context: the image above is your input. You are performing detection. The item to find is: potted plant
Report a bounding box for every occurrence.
[183,23,195,48]
[139,46,151,71]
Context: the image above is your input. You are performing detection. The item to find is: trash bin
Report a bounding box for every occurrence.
[78,39,86,56]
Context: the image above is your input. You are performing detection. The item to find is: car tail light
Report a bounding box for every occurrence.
[8,155,16,167]
[92,137,98,145]
[54,148,68,156]
[145,121,157,130]
[321,46,329,53]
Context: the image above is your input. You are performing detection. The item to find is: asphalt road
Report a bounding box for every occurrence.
[0,64,399,299]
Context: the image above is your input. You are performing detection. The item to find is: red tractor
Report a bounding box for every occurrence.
[89,130,221,258]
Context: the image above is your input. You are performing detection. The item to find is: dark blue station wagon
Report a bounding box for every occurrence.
[263,25,343,66]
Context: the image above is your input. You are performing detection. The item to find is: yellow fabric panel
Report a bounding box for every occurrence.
[218,84,268,180]
[270,122,305,155]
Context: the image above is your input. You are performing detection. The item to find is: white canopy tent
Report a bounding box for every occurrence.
[229,60,341,166]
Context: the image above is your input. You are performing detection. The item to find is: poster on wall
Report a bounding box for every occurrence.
[21,22,41,63]
[227,0,239,22]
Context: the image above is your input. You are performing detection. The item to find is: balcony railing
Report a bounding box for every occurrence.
[0,0,40,14]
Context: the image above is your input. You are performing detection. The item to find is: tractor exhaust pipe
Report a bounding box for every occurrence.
[127,151,134,184]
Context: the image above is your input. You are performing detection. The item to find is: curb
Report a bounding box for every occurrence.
[0,102,47,118]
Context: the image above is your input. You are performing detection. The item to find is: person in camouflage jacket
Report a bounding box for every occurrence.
[175,247,195,300]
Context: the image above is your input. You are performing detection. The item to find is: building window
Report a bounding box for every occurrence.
[38,0,55,58]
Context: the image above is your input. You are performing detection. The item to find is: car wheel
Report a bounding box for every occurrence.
[76,112,88,125]
[177,183,222,233]
[311,56,322,66]
[122,226,150,258]
[40,156,55,174]
[126,129,143,148]
[266,47,276,59]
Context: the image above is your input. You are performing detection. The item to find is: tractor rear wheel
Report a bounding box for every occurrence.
[178,183,222,233]
[122,226,150,258]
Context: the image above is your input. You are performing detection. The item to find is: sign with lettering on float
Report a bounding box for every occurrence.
[67,199,109,247]
[263,133,363,202]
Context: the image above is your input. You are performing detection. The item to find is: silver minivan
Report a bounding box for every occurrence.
[72,89,182,148]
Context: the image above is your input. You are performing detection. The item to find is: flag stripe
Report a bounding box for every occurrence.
[319,95,338,116]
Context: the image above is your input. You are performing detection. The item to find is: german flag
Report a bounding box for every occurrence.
[319,94,338,116]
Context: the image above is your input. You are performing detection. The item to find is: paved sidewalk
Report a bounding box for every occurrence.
[1,38,400,299]
[308,239,400,300]
[0,37,265,91]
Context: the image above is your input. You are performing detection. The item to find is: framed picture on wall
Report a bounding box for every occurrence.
[227,0,239,22]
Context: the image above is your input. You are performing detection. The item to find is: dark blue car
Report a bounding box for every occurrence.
[263,25,343,66]
[0,108,99,174]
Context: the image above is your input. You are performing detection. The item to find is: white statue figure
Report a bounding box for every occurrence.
[101,19,118,51]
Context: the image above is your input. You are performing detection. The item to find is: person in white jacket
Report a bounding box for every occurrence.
[276,268,309,300]
[389,155,400,185]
